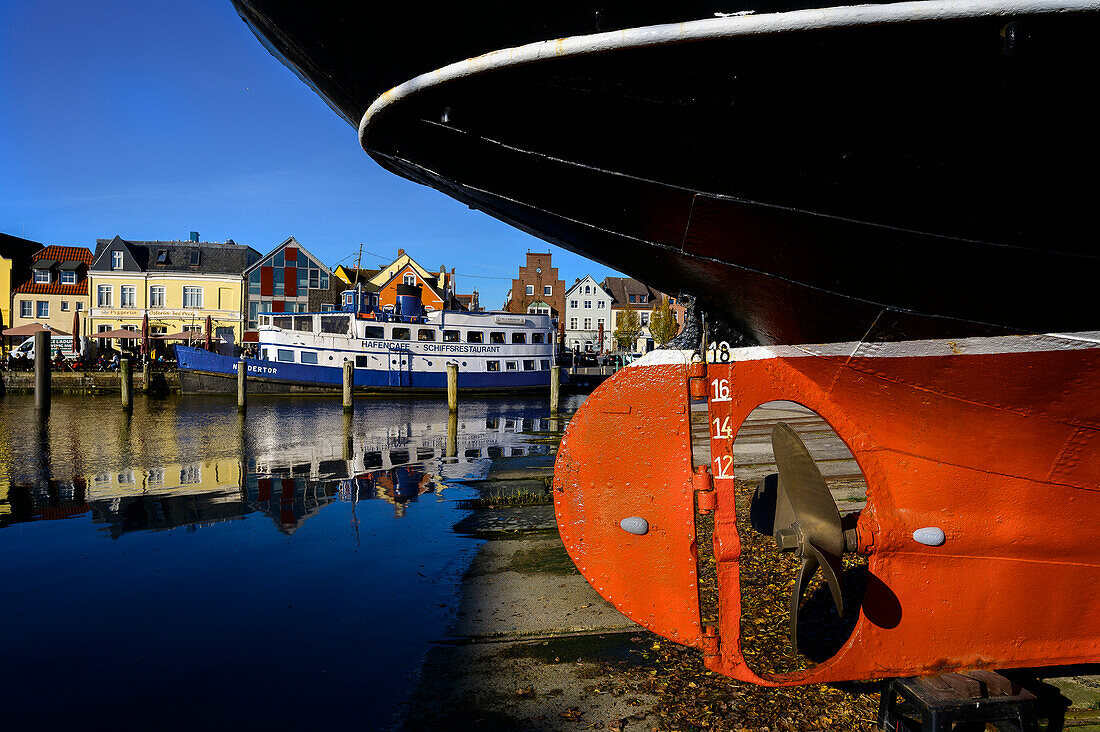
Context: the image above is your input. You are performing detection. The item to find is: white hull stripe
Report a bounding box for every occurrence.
[629,331,1100,368]
[359,0,1100,147]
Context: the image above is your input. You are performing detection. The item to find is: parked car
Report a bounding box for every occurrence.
[12,334,81,361]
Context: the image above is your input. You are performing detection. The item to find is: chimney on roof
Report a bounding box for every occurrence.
[398,248,405,257]
[189,231,199,243]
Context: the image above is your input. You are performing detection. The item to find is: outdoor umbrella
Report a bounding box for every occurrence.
[205,315,213,351]
[1,323,69,337]
[72,310,82,357]
[96,328,141,339]
[157,331,200,341]
[141,312,150,357]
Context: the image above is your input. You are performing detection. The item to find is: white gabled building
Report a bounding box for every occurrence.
[563,276,613,353]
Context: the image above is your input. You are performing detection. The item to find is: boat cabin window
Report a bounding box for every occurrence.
[355,355,369,368]
[531,332,544,344]
[277,349,294,362]
[506,361,518,371]
[363,325,384,339]
[443,330,460,342]
[261,348,269,360]
[273,316,293,330]
[467,331,483,344]
[391,327,411,341]
[301,351,318,364]
[418,329,436,342]
[489,332,506,344]
[320,315,350,335]
[523,360,535,371]
[512,332,526,344]
[541,359,550,370]
[259,316,271,327]
[293,316,313,332]
[486,360,500,371]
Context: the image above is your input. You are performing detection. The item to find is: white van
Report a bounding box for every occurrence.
[13,334,79,360]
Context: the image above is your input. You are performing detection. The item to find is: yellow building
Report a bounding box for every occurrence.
[9,245,93,335]
[87,235,260,348]
[0,233,42,339]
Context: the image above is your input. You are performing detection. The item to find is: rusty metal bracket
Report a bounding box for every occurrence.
[693,465,717,514]
[689,359,708,400]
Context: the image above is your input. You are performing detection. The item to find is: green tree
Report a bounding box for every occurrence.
[649,297,678,346]
[614,307,642,351]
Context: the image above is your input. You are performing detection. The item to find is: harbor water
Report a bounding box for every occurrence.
[0,393,581,729]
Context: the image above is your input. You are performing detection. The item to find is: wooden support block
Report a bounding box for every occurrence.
[942,672,983,699]
[965,669,1017,697]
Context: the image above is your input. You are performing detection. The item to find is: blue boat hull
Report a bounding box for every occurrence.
[176,347,554,395]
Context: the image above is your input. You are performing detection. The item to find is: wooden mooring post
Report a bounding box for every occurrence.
[120,358,133,410]
[34,330,50,411]
[550,365,560,414]
[446,362,458,413]
[343,361,354,413]
[237,360,247,412]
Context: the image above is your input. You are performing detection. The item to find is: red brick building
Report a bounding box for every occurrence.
[506,252,565,317]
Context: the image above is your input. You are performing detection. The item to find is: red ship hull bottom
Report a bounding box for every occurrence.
[553,334,1100,685]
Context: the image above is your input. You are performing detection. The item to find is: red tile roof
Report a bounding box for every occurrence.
[33,246,93,264]
[12,281,88,295]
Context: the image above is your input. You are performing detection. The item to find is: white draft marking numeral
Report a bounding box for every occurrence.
[712,454,734,479]
[712,416,733,440]
[711,378,731,402]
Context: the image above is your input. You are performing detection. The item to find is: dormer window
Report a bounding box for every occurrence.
[60,270,77,285]
[156,249,168,264]
[111,251,124,270]
[34,269,51,284]
[189,250,201,266]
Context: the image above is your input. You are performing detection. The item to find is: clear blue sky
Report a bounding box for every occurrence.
[0,0,623,308]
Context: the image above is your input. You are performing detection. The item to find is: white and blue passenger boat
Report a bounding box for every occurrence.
[177,286,560,394]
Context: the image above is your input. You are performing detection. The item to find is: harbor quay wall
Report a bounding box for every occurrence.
[0,371,180,394]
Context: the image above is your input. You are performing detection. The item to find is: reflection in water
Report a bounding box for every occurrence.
[0,395,563,535]
[0,392,583,729]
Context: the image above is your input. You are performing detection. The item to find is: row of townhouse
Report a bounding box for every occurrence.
[2,233,479,351]
[563,275,687,354]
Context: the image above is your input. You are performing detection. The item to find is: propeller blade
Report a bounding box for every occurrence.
[806,540,845,619]
[750,473,778,536]
[789,549,819,654]
[771,423,844,557]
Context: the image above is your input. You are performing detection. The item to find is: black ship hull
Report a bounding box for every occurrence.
[232,1,1100,344]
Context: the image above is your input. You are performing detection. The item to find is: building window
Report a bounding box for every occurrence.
[569,318,577,330]
[309,269,320,289]
[19,300,32,318]
[189,251,201,266]
[543,285,552,296]
[641,313,650,326]
[583,318,592,330]
[156,249,168,264]
[629,294,636,303]
[525,284,534,296]
[60,301,70,312]
[149,286,165,308]
[76,302,84,311]
[36,301,49,318]
[584,285,591,294]
[61,270,76,285]
[34,269,51,284]
[120,285,136,308]
[598,317,605,330]
[97,285,112,307]
[570,300,577,309]
[597,301,605,309]
[584,300,591,309]
[403,273,415,286]
[111,251,124,270]
[639,294,648,303]
[183,287,203,309]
